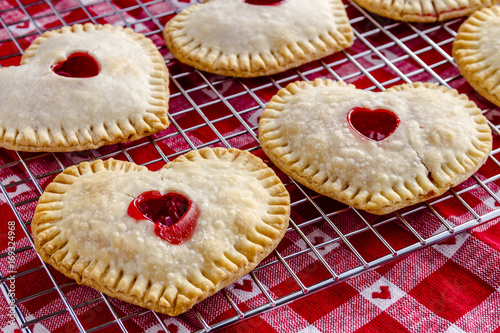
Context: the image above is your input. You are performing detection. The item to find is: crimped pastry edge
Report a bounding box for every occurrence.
[352,0,500,22]
[32,148,290,316]
[258,78,492,215]
[453,6,500,107]
[1,23,170,152]
[163,0,353,77]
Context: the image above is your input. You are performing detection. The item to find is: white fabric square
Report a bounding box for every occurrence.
[228,276,263,303]
[360,276,406,311]
[434,232,470,259]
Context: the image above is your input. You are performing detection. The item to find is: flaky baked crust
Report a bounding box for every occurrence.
[453,6,500,107]
[163,0,353,77]
[353,0,500,22]
[259,79,492,215]
[32,148,290,316]
[0,23,169,152]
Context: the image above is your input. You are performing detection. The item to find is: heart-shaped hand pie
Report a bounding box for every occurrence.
[32,148,290,316]
[259,79,492,215]
[163,0,353,77]
[353,0,500,22]
[0,23,170,152]
[453,6,500,107]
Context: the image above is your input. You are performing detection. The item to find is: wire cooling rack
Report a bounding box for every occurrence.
[1,0,500,332]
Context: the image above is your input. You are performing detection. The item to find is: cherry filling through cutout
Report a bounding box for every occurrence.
[128,191,200,245]
[51,53,100,78]
[244,0,287,5]
[347,107,400,141]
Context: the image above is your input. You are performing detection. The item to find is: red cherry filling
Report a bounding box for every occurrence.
[128,191,200,245]
[244,0,287,5]
[347,107,400,141]
[51,53,100,78]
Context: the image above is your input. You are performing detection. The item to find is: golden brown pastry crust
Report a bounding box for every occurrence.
[163,0,353,77]
[259,79,492,215]
[453,6,500,107]
[352,0,500,22]
[0,23,169,152]
[32,148,290,316]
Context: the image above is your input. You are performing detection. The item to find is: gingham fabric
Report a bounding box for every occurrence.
[221,221,500,333]
[1,0,500,332]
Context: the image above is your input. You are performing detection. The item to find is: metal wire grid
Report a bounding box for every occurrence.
[0,0,499,332]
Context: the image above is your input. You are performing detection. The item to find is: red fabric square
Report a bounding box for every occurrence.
[472,221,500,252]
[409,260,495,322]
[376,261,397,276]
[348,229,392,262]
[356,312,409,333]
[295,260,334,288]
[287,282,358,323]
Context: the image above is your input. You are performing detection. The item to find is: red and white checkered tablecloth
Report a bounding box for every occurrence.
[222,223,500,333]
[0,0,500,332]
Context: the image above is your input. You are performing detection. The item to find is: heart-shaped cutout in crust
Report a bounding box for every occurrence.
[0,23,170,152]
[51,52,101,78]
[32,148,290,316]
[453,6,500,107]
[163,0,353,77]
[352,0,500,22]
[128,191,200,244]
[259,79,492,215]
[347,107,400,141]
[244,0,287,5]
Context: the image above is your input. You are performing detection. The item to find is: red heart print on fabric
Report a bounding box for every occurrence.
[372,286,392,299]
[234,279,254,292]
